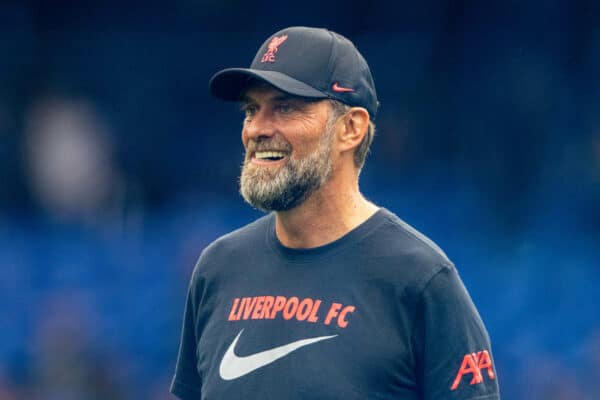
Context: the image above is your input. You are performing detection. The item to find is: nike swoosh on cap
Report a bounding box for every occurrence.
[219,329,338,380]
[332,82,354,92]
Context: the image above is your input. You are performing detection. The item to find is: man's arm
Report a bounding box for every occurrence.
[412,264,500,400]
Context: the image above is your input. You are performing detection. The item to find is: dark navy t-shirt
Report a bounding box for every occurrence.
[171,208,500,399]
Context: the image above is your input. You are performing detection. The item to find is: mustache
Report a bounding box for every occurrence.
[246,137,292,153]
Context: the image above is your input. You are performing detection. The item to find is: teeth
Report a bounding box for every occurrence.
[255,151,286,160]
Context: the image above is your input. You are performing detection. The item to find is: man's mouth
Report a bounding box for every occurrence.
[252,150,288,164]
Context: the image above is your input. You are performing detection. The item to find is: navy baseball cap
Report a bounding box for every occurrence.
[209,26,379,119]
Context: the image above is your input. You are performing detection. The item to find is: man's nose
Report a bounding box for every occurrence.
[243,109,277,141]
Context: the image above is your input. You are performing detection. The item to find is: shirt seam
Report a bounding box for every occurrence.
[408,262,449,370]
[383,215,451,266]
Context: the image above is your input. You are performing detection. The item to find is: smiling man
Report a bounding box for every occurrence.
[239,86,338,214]
[171,27,500,400]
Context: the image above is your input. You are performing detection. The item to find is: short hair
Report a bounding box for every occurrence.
[328,100,376,173]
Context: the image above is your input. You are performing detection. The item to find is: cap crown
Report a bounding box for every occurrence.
[249,27,378,118]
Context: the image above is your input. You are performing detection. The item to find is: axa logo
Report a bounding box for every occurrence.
[450,350,495,391]
[261,34,288,63]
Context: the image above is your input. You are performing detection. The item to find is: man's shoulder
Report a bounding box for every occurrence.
[368,208,455,284]
[202,212,273,258]
[377,208,450,262]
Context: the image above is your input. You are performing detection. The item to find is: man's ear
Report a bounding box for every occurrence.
[336,107,370,153]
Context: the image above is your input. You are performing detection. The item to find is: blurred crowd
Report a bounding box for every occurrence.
[0,0,599,398]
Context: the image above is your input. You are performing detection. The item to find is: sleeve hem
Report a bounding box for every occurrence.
[170,378,202,400]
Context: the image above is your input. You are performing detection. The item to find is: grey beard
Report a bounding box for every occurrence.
[239,128,334,212]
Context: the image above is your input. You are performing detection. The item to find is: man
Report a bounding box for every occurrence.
[171,27,500,400]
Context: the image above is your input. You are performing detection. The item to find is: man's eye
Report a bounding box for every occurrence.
[276,103,295,114]
[243,105,258,118]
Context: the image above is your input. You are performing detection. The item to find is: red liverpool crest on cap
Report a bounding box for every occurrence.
[261,34,288,63]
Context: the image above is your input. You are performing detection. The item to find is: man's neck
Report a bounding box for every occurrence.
[274,182,379,249]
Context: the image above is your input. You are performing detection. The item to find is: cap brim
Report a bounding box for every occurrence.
[209,68,328,101]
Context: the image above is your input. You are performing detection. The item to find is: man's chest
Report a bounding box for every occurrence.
[193,267,419,399]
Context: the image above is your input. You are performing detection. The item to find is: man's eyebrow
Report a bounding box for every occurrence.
[272,94,296,102]
[239,95,255,105]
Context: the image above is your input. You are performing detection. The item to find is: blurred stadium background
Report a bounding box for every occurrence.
[1,0,599,399]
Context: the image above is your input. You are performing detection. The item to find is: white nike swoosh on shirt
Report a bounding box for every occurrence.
[219,329,338,380]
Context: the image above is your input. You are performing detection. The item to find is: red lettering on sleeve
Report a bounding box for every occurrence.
[450,350,495,391]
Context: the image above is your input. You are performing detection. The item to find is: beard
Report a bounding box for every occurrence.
[239,118,335,212]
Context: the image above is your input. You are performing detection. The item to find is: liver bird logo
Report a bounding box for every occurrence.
[261,34,288,63]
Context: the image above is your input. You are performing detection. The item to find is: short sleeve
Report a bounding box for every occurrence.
[412,265,500,400]
[170,278,203,400]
